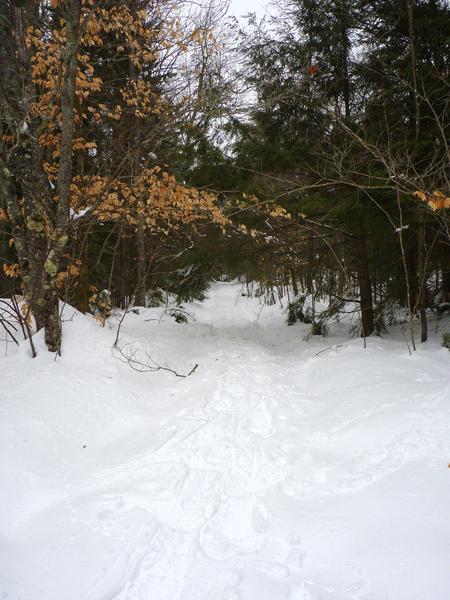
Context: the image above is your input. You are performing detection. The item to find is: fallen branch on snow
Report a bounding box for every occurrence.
[313,344,345,357]
[112,343,198,378]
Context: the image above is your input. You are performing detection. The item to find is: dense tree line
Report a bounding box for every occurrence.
[0,0,231,351]
[228,0,450,346]
[1,0,449,354]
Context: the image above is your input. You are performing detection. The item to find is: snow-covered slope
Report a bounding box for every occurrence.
[1,282,450,600]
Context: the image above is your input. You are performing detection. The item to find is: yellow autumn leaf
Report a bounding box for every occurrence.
[3,263,20,278]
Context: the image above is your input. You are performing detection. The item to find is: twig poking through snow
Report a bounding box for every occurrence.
[313,344,345,357]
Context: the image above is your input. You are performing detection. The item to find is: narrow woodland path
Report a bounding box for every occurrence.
[81,324,312,600]
[2,283,450,600]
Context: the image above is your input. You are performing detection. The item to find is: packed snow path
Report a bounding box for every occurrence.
[2,282,450,600]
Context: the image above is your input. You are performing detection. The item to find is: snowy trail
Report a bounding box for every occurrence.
[2,282,450,600]
[81,335,302,600]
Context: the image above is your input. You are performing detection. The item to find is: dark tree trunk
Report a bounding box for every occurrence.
[44,0,81,352]
[441,241,450,303]
[128,13,146,308]
[290,269,299,296]
[417,216,427,342]
[75,226,89,313]
[44,285,61,352]
[404,230,418,312]
[356,220,374,337]
[135,219,147,306]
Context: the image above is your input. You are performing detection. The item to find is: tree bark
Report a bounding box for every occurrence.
[75,225,89,313]
[356,220,374,337]
[135,218,147,306]
[440,241,450,303]
[406,0,420,144]
[44,0,81,352]
[417,215,427,342]
[128,4,146,308]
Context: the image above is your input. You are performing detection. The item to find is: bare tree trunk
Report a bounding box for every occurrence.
[290,269,298,296]
[75,225,90,313]
[406,0,420,144]
[128,5,146,308]
[45,0,81,352]
[407,0,427,343]
[0,2,47,332]
[396,189,416,351]
[415,215,427,342]
[356,219,374,337]
[404,230,418,313]
[441,242,450,303]
[135,219,147,306]
[339,0,351,119]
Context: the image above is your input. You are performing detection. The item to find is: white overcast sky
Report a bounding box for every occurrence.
[229,0,268,18]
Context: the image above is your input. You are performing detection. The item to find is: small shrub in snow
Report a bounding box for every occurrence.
[89,289,112,326]
[441,333,450,351]
[169,307,189,323]
[287,296,308,325]
[436,302,450,316]
[171,266,211,303]
[147,289,165,307]
[310,319,328,336]
[373,304,388,335]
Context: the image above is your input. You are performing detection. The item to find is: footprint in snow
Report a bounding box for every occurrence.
[288,583,317,600]
[199,499,267,560]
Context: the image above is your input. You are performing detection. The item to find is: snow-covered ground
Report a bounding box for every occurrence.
[1,282,450,600]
